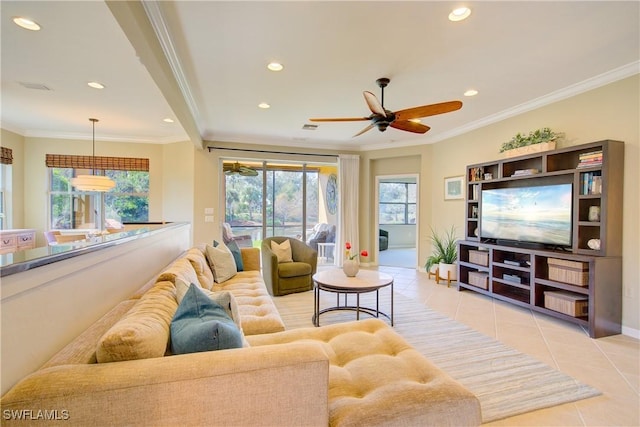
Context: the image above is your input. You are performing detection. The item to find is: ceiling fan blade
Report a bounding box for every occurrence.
[390,120,431,134]
[363,91,386,116]
[353,123,375,137]
[239,166,258,177]
[309,117,369,122]
[394,101,463,121]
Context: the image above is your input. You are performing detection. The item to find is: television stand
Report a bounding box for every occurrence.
[460,140,624,338]
[457,240,621,338]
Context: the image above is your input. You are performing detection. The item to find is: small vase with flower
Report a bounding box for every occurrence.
[343,242,368,277]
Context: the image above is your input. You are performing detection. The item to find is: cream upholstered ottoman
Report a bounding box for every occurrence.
[247,318,482,427]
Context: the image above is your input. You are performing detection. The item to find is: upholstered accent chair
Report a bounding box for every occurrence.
[379,229,389,251]
[222,223,253,248]
[262,237,317,296]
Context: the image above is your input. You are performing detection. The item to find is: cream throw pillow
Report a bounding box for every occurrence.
[96,281,177,363]
[205,243,237,283]
[271,239,293,263]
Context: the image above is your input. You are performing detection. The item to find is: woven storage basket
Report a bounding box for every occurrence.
[548,258,589,286]
[469,250,489,267]
[544,291,588,317]
[468,271,489,290]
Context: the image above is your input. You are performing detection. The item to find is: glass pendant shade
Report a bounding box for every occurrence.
[70,118,115,192]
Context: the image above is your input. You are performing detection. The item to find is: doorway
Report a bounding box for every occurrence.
[375,174,419,268]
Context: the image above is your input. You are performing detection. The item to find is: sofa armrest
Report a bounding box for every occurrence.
[240,247,260,271]
[1,343,329,426]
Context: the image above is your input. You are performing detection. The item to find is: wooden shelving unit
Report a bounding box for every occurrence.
[458,140,624,338]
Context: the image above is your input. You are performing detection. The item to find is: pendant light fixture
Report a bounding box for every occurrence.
[70,118,116,192]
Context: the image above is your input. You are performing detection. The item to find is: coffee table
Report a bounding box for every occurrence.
[312,269,394,327]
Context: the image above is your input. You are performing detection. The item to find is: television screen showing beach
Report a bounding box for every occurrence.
[481,184,572,246]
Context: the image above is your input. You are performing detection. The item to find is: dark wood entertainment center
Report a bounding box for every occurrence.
[458,140,623,338]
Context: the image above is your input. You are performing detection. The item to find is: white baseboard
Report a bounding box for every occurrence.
[621,325,640,339]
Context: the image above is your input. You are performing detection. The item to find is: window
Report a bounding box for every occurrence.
[47,154,149,229]
[0,147,13,230]
[379,182,416,225]
[224,160,325,242]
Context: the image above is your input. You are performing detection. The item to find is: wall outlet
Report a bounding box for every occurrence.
[204,215,214,223]
[204,208,214,215]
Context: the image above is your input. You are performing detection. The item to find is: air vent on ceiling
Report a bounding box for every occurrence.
[302,124,318,131]
[19,82,52,91]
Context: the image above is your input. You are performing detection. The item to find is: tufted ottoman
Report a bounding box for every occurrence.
[247,318,482,427]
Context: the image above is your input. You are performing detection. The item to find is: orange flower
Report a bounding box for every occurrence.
[345,242,352,250]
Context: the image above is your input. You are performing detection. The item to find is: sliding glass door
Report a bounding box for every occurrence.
[223,160,330,247]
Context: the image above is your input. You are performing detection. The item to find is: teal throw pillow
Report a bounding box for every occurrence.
[170,283,243,354]
[226,240,244,271]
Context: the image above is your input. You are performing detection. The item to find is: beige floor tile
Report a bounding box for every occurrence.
[378,265,639,426]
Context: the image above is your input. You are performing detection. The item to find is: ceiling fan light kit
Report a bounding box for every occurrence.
[70,118,116,192]
[310,77,463,137]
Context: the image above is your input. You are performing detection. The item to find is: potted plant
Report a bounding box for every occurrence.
[499,127,562,157]
[425,226,458,283]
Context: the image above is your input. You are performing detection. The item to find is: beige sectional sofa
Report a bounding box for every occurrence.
[1,244,481,426]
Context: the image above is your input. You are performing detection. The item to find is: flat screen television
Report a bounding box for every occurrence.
[481,183,573,247]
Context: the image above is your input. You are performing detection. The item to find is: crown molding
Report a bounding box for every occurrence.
[363,61,640,152]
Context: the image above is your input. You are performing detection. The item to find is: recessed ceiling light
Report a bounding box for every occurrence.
[13,17,41,31]
[258,102,271,109]
[163,118,174,123]
[87,81,105,89]
[464,89,478,97]
[267,62,284,72]
[449,7,471,22]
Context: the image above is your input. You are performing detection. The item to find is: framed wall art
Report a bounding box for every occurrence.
[444,175,464,200]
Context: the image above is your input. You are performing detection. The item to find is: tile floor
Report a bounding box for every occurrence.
[377,265,640,427]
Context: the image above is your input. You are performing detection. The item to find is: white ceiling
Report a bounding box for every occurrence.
[2,1,639,151]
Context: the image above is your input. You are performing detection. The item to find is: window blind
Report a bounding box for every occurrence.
[46,154,149,171]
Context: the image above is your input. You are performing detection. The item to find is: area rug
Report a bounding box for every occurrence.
[273,290,601,423]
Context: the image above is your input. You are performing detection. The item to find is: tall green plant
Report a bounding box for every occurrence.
[424,226,458,271]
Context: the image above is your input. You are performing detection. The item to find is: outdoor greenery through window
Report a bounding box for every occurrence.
[379,182,416,224]
[49,168,149,229]
[224,161,325,243]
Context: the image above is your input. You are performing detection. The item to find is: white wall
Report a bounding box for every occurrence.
[0,223,191,394]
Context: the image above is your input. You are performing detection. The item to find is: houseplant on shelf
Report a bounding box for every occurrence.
[424,226,458,283]
[499,127,562,158]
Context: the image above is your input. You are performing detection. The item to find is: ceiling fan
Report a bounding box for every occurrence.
[310,78,463,137]
[223,162,258,177]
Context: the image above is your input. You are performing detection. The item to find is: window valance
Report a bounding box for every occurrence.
[1,147,13,165]
[46,154,149,172]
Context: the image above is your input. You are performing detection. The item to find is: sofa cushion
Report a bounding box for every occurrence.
[42,300,137,368]
[184,248,215,290]
[214,271,286,335]
[96,281,178,363]
[271,239,293,263]
[170,284,244,354]
[205,243,237,283]
[278,261,312,278]
[156,257,200,288]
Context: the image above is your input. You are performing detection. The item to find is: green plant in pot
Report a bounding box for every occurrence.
[499,127,561,153]
[425,226,458,282]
